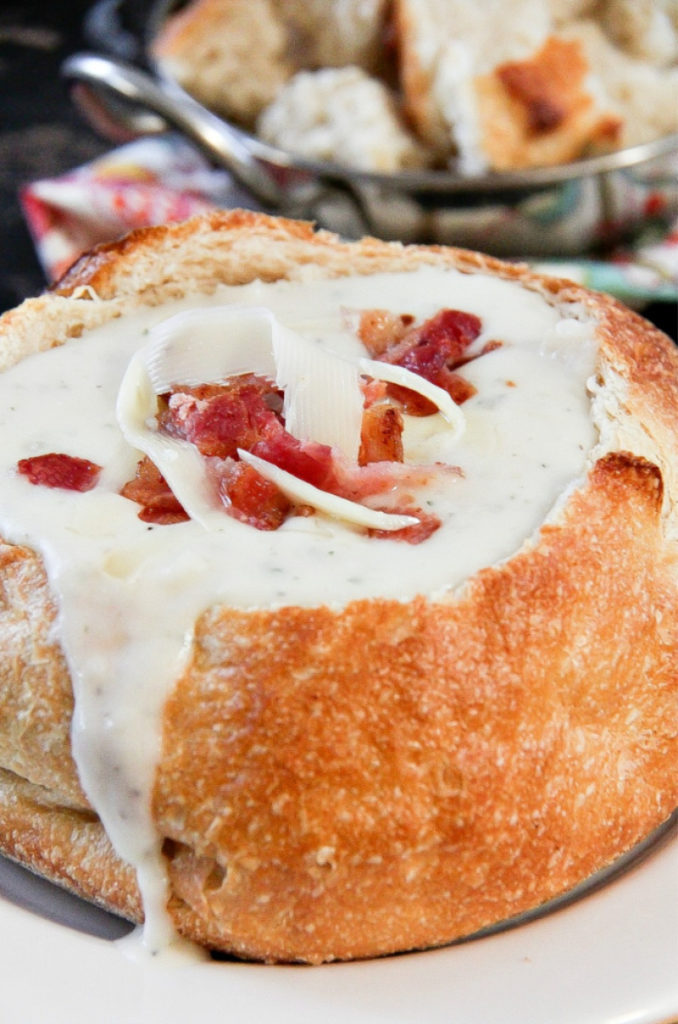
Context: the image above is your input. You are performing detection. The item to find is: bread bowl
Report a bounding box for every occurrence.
[0,210,676,964]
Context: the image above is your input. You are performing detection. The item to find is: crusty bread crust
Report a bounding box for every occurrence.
[0,211,676,962]
[474,36,622,171]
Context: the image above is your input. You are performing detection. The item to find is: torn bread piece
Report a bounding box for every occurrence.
[562,18,678,148]
[395,0,621,172]
[598,0,678,66]
[469,34,622,172]
[279,0,390,74]
[257,66,430,172]
[150,0,293,125]
[394,0,555,163]
[151,0,678,173]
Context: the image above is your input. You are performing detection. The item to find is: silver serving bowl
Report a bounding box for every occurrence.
[62,0,678,256]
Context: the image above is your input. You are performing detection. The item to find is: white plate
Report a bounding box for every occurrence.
[1,823,677,1024]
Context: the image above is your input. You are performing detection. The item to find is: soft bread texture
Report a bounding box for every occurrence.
[395,0,678,167]
[256,66,429,172]
[561,19,678,148]
[151,0,389,126]
[0,211,677,963]
[600,0,678,65]
[395,0,553,161]
[395,0,623,170]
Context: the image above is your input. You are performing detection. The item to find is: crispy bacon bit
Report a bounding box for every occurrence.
[357,309,415,357]
[385,370,477,415]
[381,384,436,417]
[363,307,483,412]
[359,403,404,465]
[215,459,291,531]
[120,457,189,524]
[431,368,477,405]
[251,433,336,490]
[382,308,482,375]
[361,377,389,408]
[368,506,441,544]
[17,453,101,492]
[479,339,503,358]
[159,374,281,458]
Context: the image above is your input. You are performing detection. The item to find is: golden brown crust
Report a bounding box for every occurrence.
[0,768,140,922]
[393,0,452,158]
[0,211,677,962]
[153,450,678,961]
[476,36,622,170]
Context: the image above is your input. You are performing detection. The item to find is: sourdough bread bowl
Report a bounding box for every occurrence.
[0,210,676,964]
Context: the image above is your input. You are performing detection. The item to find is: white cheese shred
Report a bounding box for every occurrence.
[238,449,419,531]
[117,305,465,532]
[359,357,466,439]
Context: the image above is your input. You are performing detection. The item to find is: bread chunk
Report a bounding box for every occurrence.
[562,19,678,147]
[151,0,293,124]
[395,0,623,171]
[257,66,429,171]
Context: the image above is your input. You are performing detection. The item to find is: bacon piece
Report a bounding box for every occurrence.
[121,433,449,536]
[361,377,389,408]
[120,457,188,525]
[357,309,415,357]
[331,456,451,503]
[478,338,503,358]
[361,308,483,413]
[251,433,337,491]
[215,459,291,531]
[381,384,437,417]
[160,374,282,459]
[368,506,441,544]
[430,367,477,405]
[251,421,442,506]
[118,320,476,540]
[359,403,404,464]
[382,309,482,377]
[385,372,477,415]
[17,453,101,492]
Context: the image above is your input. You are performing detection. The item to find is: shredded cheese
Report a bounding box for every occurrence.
[116,305,465,532]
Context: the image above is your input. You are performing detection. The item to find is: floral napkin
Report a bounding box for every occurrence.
[21,134,678,306]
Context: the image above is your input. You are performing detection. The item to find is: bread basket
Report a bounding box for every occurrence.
[62,0,678,256]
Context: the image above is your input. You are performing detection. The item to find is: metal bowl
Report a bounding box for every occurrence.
[62,0,678,256]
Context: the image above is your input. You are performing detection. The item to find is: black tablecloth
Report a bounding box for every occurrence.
[1,0,676,341]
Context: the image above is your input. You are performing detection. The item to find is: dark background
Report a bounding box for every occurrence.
[0,1,112,312]
[1,0,676,341]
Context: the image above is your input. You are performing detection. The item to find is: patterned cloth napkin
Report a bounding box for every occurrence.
[21,135,678,305]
